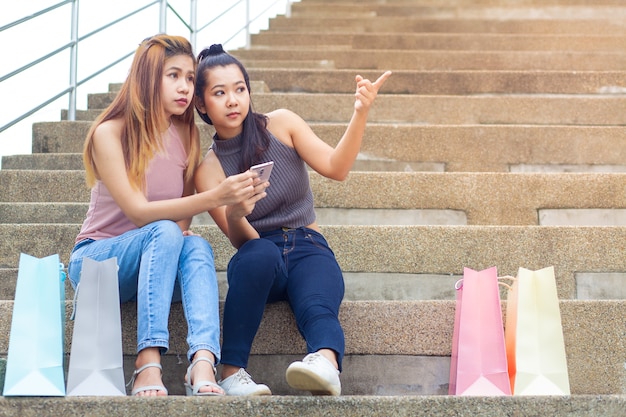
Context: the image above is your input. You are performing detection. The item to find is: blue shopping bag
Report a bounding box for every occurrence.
[3,253,66,396]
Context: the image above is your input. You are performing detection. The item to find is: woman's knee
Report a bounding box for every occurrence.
[185,233,213,250]
[228,238,281,282]
[237,239,281,269]
[181,234,214,261]
[150,219,182,235]
[148,220,184,248]
[238,238,280,263]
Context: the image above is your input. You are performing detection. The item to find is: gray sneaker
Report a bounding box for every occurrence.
[285,353,341,396]
[218,368,272,396]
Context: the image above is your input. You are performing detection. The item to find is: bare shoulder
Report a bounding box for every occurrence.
[91,119,124,152]
[266,108,300,124]
[200,149,221,167]
[266,108,308,147]
[89,119,126,180]
[93,118,123,139]
[196,149,226,189]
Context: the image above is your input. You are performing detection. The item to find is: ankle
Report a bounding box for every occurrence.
[191,349,216,365]
[221,364,241,380]
[135,347,161,369]
[317,349,339,370]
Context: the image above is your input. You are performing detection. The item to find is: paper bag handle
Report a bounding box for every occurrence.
[70,281,80,321]
[455,275,517,291]
[497,275,516,291]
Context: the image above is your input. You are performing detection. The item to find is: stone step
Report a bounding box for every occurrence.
[83,93,626,125]
[0,396,625,417]
[245,68,626,95]
[0,202,87,224]
[3,257,626,303]
[0,200,466,226]
[3,0,625,412]
[291,2,626,20]
[267,15,626,35]
[250,32,626,53]
[0,265,465,303]
[17,122,626,171]
[238,58,336,69]
[91,66,626,98]
[0,298,624,395]
[6,202,626,229]
[3,260,625,302]
[1,152,435,173]
[307,0,626,4]
[1,153,84,170]
[11,201,626,229]
[2,224,626,300]
[3,170,626,225]
[233,48,626,71]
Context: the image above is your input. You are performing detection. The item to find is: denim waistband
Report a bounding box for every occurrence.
[71,238,95,253]
[259,226,319,238]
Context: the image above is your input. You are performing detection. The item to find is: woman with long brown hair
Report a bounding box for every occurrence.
[68,35,265,397]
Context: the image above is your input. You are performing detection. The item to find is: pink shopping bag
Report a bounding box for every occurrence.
[449,266,512,396]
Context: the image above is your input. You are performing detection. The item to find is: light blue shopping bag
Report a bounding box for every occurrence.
[3,253,66,396]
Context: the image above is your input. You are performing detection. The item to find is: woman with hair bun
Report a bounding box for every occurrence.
[194,43,391,396]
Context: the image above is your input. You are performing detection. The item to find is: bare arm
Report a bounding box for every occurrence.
[273,71,391,181]
[90,119,258,228]
[194,150,269,249]
[176,178,195,232]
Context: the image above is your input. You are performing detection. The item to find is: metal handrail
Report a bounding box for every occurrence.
[0,0,294,145]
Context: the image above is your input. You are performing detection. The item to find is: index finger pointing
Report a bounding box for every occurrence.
[373,71,392,89]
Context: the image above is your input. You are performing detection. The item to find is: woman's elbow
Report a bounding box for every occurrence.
[326,169,350,181]
[125,209,151,228]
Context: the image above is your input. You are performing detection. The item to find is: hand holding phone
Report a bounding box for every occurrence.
[250,161,274,183]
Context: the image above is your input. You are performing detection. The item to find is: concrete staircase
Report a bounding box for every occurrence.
[2,0,626,415]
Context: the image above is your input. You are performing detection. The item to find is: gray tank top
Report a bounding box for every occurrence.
[211,131,316,232]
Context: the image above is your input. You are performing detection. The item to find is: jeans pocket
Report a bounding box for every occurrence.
[303,229,334,253]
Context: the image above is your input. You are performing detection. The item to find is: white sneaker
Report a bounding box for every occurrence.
[285,353,341,396]
[218,368,272,396]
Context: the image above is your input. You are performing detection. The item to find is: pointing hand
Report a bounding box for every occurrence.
[354,70,392,112]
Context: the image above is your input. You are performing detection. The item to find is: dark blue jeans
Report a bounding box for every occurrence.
[221,227,345,371]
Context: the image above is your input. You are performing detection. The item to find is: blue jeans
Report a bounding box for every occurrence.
[68,220,221,363]
[222,227,345,371]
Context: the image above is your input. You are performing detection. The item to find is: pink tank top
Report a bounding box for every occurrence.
[75,123,188,243]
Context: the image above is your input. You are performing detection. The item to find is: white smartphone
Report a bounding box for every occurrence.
[250,161,274,182]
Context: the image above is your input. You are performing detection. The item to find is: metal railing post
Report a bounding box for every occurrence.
[159,0,167,33]
[190,0,197,52]
[68,0,79,121]
[245,0,251,49]
[1,0,292,141]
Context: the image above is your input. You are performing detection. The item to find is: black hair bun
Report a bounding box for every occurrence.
[198,44,225,62]
[208,44,224,55]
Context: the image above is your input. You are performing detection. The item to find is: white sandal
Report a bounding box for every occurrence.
[184,357,225,396]
[127,362,168,396]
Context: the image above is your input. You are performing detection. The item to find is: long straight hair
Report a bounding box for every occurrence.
[194,44,271,172]
[83,34,200,189]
